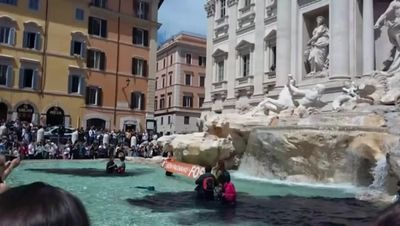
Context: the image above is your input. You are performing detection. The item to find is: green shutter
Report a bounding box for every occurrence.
[6,66,13,87]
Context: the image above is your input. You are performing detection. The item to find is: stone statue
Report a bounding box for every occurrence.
[305,16,329,77]
[375,0,400,74]
[332,81,375,111]
[249,75,296,116]
[204,0,216,17]
[288,81,326,108]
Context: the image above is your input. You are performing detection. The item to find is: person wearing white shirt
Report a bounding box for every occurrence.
[130,135,137,148]
[71,129,78,144]
[28,142,35,159]
[36,126,44,143]
[0,123,7,137]
[103,131,110,145]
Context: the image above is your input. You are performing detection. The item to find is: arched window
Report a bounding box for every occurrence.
[0,16,17,46]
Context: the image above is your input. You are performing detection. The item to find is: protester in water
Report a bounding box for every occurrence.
[106,155,117,174]
[0,182,90,226]
[116,156,126,174]
[195,165,217,200]
[218,173,237,205]
[0,154,20,193]
[214,160,230,185]
[165,151,174,176]
[374,202,400,226]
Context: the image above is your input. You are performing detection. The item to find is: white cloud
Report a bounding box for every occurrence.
[158,0,207,43]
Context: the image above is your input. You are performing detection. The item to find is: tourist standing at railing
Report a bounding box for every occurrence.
[0,122,7,137]
[78,128,85,143]
[102,130,110,146]
[71,129,78,145]
[37,126,44,143]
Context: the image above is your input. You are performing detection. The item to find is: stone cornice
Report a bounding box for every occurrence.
[228,0,238,7]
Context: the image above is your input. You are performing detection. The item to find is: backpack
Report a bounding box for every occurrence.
[202,176,215,192]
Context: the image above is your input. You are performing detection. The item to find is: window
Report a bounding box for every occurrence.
[242,53,250,77]
[130,92,145,110]
[87,50,105,70]
[133,28,149,46]
[67,74,85,94]
[186,54,192,64]
[163,59,166,68]
[154,99,158,110]
[220,0,226,18]
[70,40,86,58]
[91,0,106,8]
[75,8,85,21]
[169,72,172,86]
[183,96,193,108]
[199,56,206,67]
[185,74,191,86]
[132,58,147,76]
[28,0,39,10]
[0,0,17,5]
[200,76,205,87]
[168,116,171,125]
[0,26,15,45]
[162,75,165,88]
[244,0,251,7]
[88,17,107,38]
[160,117,163,125]
[0,64,12,87]
[170,55,173,65]
[19,68,39,90]
[184,116,190,125]
[217,61,224,82]
[86,87,102,106]
[23,31,41,50]
[135,0,149,20]
[168,94,172,107]
[159,97,165,109]
[155,78,158,90]
[199,97,205,108]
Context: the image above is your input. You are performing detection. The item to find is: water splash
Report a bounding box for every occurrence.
[369,157,389,191]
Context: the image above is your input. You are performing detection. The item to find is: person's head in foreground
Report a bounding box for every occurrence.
[374,202,400,226]
[0,182,90,226]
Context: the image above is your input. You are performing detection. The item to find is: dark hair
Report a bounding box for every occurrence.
[0,182,90,226]
[374,202,400,226]
[217,160,225,171]
[205,165,212,173]
[120,156,125,161]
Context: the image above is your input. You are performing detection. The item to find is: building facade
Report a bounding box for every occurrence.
[155,32,206,135]
[0,0,163,131]
[203,0,393,113]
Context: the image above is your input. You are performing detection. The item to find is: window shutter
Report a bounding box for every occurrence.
[87,50,93,68]
[79,76,86,95]
[88,17,93,34]
[190,97,193,108]
[143,60,148,77]
[140,93,145,110]
[6,66,13,87]
[104,0,108,8]
[183,97,185,107]
[144,2,149,20]
[33,70,40,90]
[97,88,103,106]
[85,87,90,104]
[70,40,74,56]
[35,33,42,50]
[132,58,137,75]
[23,32,28,48]
[134,93,139,109]
[100,52,106,70]
[130,92,135,109]
[144,30,148,47]
[19,69,24,88]
[9,28,16,46]
[101,20,107,38]
[81,42,87,58]
[133,0,138,17]
[132,28,137,44]
[68,75,72,94]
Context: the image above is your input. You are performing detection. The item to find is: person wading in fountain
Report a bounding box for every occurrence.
[106,155,117,174]
[116,156,126,174]
[195,166,217,200]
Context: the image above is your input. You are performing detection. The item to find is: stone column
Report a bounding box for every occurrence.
[204,1,215,103]
[226,1,238,100]
[362,0,375,75]
[253,0,266,96]
[330,0,350,79]
[276,0,291,86]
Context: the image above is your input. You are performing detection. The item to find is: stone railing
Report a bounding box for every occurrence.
[212,80,228,91]
[235,75,254,87]
[239,3,255,16]
[215,15,229,26]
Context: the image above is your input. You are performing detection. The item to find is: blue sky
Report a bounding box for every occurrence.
[158,0,207,44]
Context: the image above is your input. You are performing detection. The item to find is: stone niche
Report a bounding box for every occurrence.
[374,0,396,71]
[301,5,329,79]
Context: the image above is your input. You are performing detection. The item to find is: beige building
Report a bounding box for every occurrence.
[155,32,206,135]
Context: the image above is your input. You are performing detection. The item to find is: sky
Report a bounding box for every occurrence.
[158,0,207,44]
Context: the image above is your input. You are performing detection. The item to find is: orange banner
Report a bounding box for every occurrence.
[162,160,205,179]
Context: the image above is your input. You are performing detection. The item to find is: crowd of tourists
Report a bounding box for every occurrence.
[0,120,164,160]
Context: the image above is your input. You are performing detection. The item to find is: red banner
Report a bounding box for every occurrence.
[162,160,205,179]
